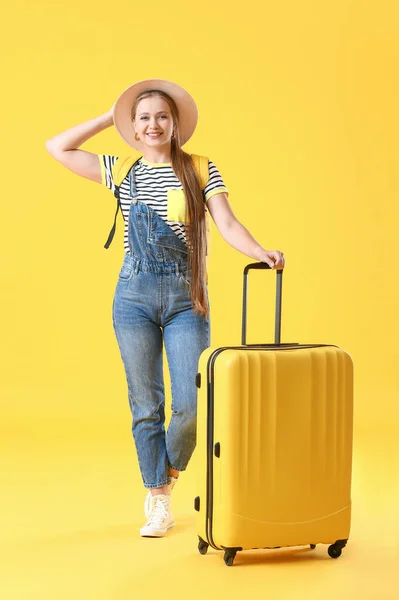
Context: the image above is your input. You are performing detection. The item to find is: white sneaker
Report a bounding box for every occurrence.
[140,494,175,537]
[144,477,178,520]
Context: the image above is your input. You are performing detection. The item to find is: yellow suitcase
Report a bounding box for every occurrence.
[194,263,353,566]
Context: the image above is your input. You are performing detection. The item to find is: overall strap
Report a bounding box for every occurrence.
[104,156,141,249]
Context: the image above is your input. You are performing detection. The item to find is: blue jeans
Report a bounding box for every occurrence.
[112,200,210,489]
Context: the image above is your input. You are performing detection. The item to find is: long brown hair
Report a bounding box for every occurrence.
[131,90,209,318]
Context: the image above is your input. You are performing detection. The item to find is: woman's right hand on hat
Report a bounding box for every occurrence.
[104,107,115,125]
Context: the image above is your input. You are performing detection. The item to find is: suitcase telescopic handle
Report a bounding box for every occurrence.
[242,263,283,345]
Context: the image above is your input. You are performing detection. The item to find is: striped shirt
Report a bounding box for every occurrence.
[98,155,228,253]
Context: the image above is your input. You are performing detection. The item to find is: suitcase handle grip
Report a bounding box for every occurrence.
[241,263,283,345]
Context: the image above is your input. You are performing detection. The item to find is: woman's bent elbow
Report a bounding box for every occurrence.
[45,139,59,155]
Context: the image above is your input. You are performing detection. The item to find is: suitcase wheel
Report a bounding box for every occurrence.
[198,537,209,555]
[224,550,237,566]
[328,544,342,558]
[328,539,347,559]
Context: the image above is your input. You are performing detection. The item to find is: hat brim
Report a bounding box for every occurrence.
[112,79,198,151]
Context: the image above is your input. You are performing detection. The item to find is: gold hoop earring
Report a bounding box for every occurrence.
[134,133,140,142]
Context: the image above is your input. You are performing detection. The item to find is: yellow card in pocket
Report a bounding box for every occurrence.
[167,189,189,223]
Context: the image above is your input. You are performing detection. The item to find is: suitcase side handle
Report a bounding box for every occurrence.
[241,263,283,345]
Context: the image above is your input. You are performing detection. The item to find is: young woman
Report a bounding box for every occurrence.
[45,79,285,538]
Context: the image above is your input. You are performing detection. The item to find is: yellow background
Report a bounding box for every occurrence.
[1,0,398,598]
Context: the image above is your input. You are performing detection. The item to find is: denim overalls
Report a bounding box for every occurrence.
[112,163,210,489]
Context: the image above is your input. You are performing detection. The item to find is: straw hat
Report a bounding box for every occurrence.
[112,79,198,151]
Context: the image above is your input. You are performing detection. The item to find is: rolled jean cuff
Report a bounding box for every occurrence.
[168,463,187,473]
[144,479,170,489]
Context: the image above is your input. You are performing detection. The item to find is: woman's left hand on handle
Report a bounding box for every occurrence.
[257,249,285,269]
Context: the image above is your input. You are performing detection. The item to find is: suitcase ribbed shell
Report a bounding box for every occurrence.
[195,345,353,551]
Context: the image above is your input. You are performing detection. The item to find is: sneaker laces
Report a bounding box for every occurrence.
[147,496,169,525]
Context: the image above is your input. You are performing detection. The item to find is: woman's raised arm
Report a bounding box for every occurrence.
[45,109,114,184]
